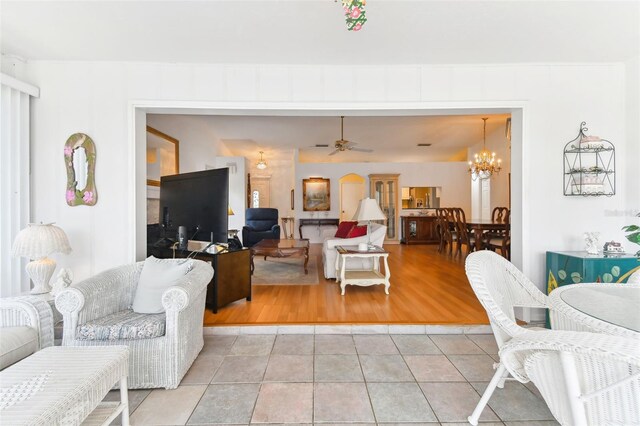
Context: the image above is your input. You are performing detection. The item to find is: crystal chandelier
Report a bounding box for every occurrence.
[468,118,502,180]
[256,151,267,170]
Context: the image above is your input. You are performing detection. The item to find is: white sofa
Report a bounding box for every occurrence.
[56,259,213,389]
[322,223,387,279]
[0,296,54,370]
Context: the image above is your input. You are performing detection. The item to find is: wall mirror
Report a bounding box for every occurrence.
[65,133,97,206]
[146,126,179,187]
[401,186,441,209]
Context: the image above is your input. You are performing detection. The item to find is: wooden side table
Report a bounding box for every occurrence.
[335,245,390,295]
[281,217,295,239]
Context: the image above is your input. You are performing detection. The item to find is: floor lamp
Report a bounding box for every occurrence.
[352,197,386,250]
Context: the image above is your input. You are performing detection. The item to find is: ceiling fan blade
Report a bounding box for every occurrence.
[328,149,340,156]
[350,147,374,153]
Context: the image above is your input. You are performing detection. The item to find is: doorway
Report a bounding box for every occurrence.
[339,174,365,222]
[250,176,271,208]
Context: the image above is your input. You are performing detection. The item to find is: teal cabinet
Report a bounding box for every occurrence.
[546,251,640,295]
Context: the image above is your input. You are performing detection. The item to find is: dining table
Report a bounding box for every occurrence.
[465,219,509,251]
[549,282,640,339]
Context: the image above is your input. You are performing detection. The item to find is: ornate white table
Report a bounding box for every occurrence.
[335,245,390,295]
[0,346,130,425]
[549,283,640,339]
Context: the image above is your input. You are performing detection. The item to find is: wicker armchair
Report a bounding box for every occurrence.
[56,259,213,389]
[0,296,54,369]
[464,250,549,425]
[501,329,640,425]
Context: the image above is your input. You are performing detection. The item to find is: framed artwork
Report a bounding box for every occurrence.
[303,178,330,211]
[146,126,179,187]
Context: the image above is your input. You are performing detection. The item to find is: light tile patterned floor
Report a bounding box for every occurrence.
[108,334,559,426]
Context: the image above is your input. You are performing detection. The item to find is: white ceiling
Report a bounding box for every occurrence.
[2,1,638,64]
[153,113,512,163]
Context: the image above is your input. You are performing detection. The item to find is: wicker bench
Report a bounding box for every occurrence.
[0,346,130,425]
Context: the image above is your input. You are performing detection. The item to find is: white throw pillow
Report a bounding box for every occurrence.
[132,256,193,314]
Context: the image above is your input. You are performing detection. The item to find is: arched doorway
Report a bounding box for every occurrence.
[339,173,366,222]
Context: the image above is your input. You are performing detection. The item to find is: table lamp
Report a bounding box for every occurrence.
[12,223,72,294]
[353,197,386,250]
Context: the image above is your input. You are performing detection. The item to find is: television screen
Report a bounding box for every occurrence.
[160,168,229,243]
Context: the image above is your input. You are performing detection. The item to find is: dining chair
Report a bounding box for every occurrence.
[464,250,549,425]
[435,208,451,254]
[501,329,640,425]
[491,206,510,224]
[451,207,475,257]
[485,209,511,259]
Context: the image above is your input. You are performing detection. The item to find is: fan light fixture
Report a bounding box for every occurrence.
[468,118,502,180]
[256,151,267,170]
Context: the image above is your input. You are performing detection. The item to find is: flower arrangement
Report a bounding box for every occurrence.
[342,0,367,31]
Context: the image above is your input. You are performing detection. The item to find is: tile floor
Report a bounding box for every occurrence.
[106,334,559,426]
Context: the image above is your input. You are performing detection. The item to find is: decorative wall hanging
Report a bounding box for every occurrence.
[563,121,615,196]
[147,126,179,187]
[64,133,98,206]
[341,0,367,31]
[303,178,331,211]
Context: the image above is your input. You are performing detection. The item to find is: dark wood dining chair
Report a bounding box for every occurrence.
[435,208,451,254]
[451,207,475,257]
[485,209,511,259]
[491,207,510,224]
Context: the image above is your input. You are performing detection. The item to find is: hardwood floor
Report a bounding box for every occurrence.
[203,244,489,326]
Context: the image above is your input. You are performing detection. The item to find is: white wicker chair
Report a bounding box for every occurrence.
[464,250,549,425]
[501,329,640,425]
[56,259,213,389]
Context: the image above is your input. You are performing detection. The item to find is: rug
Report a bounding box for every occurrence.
[252,256,320,285]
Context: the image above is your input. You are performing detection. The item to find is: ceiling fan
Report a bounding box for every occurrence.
[329,116,374,156]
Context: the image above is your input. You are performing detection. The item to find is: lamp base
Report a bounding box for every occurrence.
[26,257,56,294]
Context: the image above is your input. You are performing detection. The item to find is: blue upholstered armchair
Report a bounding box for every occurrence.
[242,208,281,247]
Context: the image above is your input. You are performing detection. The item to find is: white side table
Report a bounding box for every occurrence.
[335,245,390,295]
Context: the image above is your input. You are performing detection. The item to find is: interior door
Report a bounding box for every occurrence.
[481,179,491,220]
[250,176,271,208]
[340,182,365,222]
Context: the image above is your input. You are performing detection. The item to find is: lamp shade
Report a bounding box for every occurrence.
[12,223,72,259]
[228,205,235,216]
[352,198,386,221]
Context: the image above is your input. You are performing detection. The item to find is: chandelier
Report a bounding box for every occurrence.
[256,151,267,170]
[468,117,502,180]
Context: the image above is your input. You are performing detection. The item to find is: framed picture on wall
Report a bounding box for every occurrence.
[146,126,179,187]
[302,178,330,211]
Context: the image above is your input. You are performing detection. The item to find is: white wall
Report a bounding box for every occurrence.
[296,161,471,242]
[24,61,636,300]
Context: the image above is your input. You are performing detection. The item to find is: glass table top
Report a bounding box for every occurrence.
[560,285,640,332]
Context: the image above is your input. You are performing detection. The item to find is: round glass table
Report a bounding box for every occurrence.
[549,283,640,338]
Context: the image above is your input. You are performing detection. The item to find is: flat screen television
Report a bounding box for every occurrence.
[159,168,229,243]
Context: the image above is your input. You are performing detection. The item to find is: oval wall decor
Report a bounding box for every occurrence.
[64,133,98,206]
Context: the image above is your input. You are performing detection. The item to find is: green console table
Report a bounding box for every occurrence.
[546,251,640,295]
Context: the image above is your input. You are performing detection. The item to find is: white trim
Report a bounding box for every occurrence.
[130,100,529,277]
[0,73,39,98]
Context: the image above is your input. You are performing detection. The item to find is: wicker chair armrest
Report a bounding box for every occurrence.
[162,260,213,313]
[500,329,640,382]
[0,296,54,349]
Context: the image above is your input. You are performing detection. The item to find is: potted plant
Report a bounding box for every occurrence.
[622,214,640,256]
